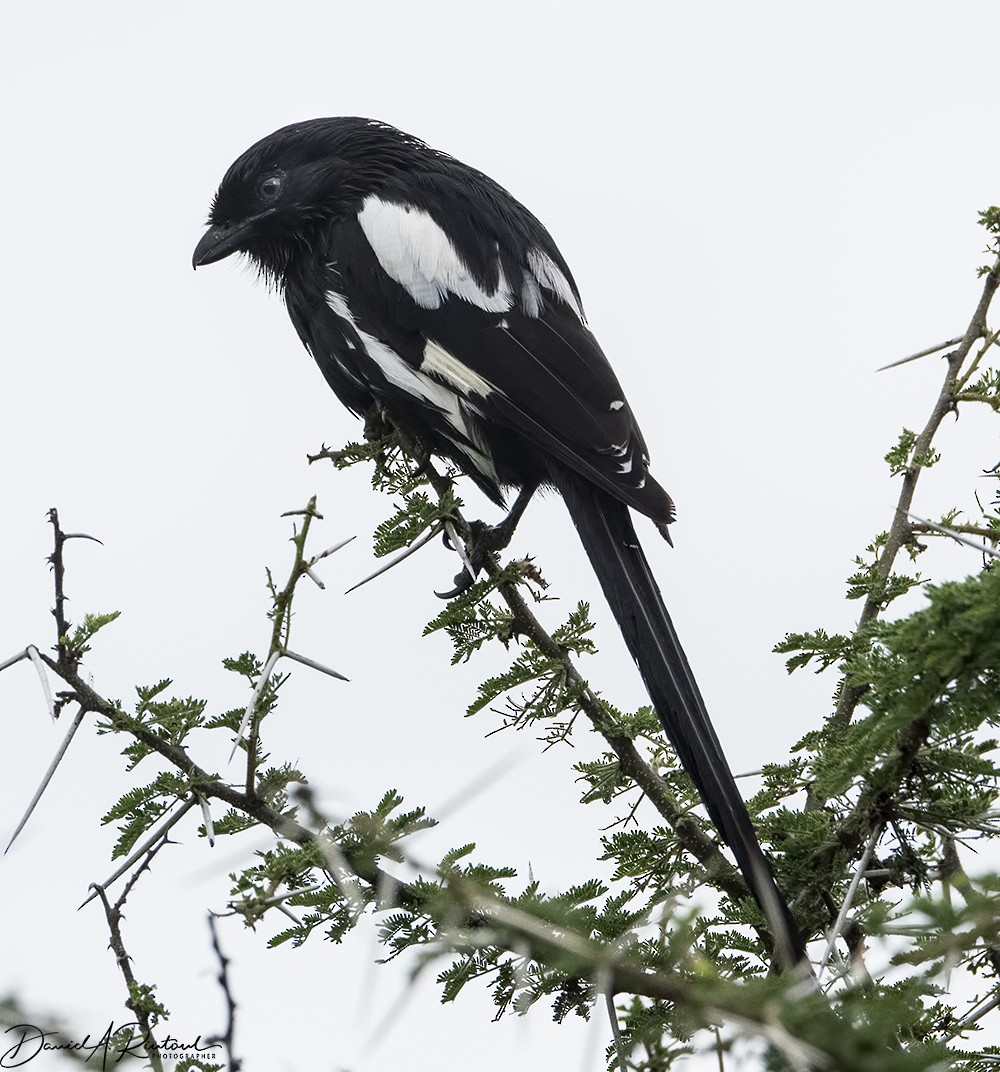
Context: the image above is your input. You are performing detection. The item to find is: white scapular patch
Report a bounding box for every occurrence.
[422,340,494,398]
[524,248,584,320]
[609,399,624,411]
[324,291,499,483]
[521,272,543,318]
[358,197,513,313]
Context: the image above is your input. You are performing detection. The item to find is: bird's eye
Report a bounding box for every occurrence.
[259,175,283,200]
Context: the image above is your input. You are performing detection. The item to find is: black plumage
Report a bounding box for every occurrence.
[194,117,806,967]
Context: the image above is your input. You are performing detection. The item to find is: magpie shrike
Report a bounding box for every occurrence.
[194,118,806,968]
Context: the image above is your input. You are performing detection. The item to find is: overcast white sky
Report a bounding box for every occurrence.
[3,3,1000,1069]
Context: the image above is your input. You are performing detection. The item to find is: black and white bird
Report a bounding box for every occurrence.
[193,117,806,968]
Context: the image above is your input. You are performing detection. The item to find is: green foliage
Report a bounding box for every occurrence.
[63,610,121,654]
[423,571,518,663]
[775,627,855,673]
[14,233,1000,1071]
[845,531,923,605]
[886,428,919,475]
[812,568,1000,807]
[102,771,193,858]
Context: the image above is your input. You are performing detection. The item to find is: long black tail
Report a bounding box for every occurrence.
[555,467,807,968]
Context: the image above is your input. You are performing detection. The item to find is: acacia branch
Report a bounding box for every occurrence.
[378,426,767,938]
[832,252,1000,730]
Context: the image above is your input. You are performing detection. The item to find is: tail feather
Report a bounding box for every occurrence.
[554,466,807,968]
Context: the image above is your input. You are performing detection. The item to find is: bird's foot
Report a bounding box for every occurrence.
[435,484,538,598]
[435,519,518,599]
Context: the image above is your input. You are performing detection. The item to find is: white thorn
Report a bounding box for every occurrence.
[231,650,283,762]
[909,514,1000,559]
[5,707,87,853]
[0,648,29,674]
[304,566,326,590]
[282,649,349,682]
[876,336,963,372]
[196,791,215,848]
[25,646,55,722]
[345,525,441,594]
[817,824,881,978]
[79,799,197,908]
[308,535,357,565]
[443,521,477,584]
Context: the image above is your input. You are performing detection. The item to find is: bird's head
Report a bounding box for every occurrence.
[193,117,434,281]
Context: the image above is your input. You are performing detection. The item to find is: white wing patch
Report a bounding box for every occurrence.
[358,197,513,313]
[324,290,498,484]
[524,248,584,320]
[422,340,494,398]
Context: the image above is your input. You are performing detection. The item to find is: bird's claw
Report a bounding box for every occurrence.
[434,567,476,600]
[434,520,513,599]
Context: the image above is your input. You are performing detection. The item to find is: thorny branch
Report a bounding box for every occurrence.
[22,507,814,1044]
[378,419,761,922]
[91,841,169,1072]
[206,915,241,1072]
[832,251,1000,730]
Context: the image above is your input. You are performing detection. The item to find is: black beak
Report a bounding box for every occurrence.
[192,210,276,268]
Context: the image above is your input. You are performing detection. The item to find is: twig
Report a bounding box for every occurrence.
[909,514,1000,560]
[605,985,628,1072]
[388,447,762,932]
[833,252,1000,730]
[206,915,241,1072]
[46,509,102,672]
[5,706,86,853]
[47,508,72,659]
[79,798,196,908]
[958,990,1000,1030]
[91,862,166,1072]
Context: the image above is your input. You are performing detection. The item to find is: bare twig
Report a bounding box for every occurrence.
[206,915,241,1072]
[958,990,1000,1030]
[91,859,167,1072]
[604,984,628,1072]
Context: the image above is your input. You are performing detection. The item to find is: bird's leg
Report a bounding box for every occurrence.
[362,402,392,442]
[437,483,538,599]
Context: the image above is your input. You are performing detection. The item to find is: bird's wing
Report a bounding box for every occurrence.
[325,192,674,527]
